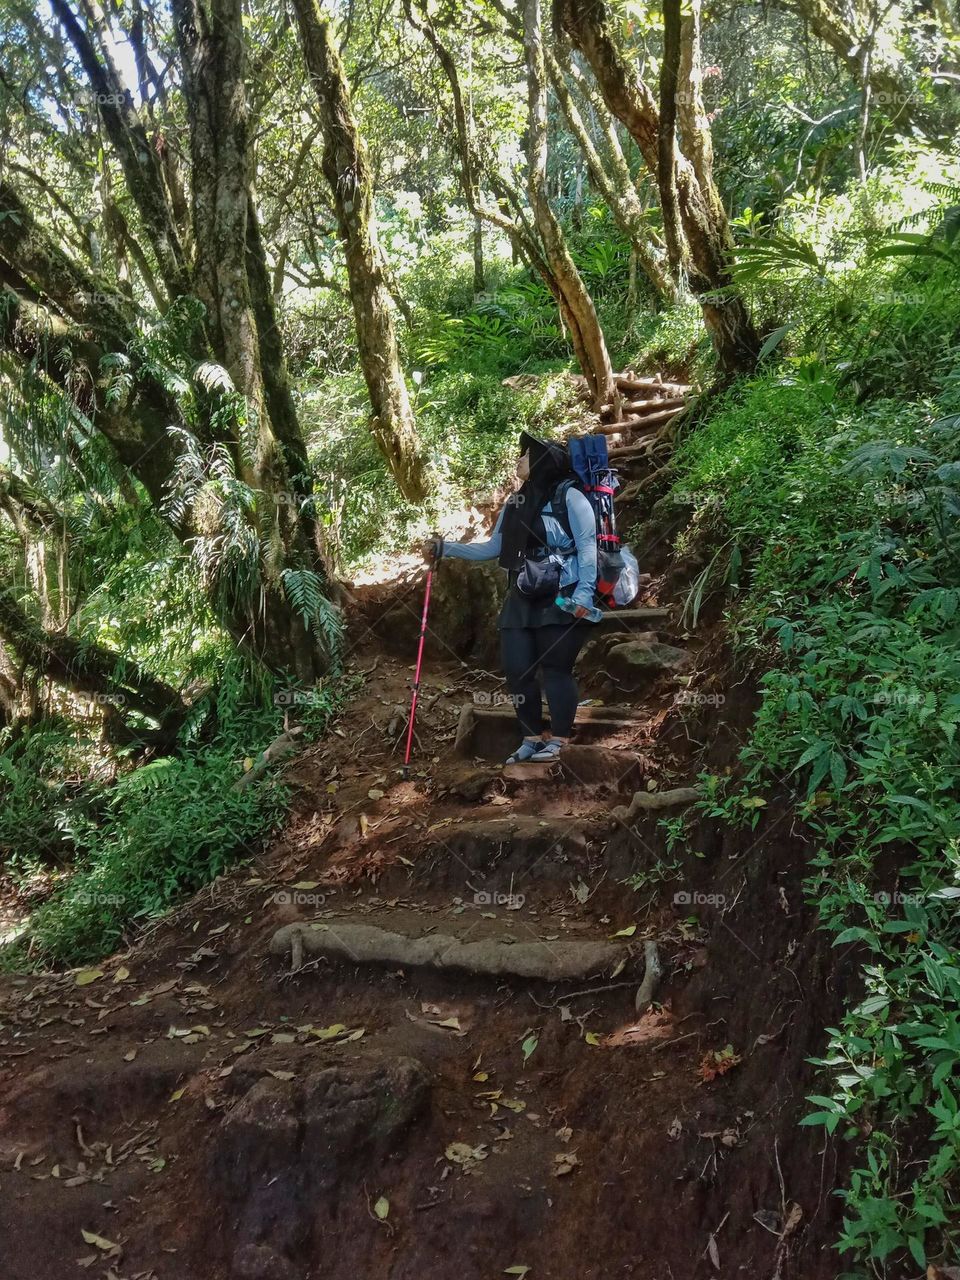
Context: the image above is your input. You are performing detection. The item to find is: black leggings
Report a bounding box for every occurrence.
[500,623,591,740]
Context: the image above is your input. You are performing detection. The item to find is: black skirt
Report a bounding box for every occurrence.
[498,575,578,629]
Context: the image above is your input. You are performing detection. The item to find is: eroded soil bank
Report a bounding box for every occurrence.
[0,576,852,1279]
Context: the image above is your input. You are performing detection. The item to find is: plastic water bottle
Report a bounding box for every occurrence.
[554,595,603,623]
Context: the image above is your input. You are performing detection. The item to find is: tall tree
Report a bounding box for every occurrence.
[405,0,619,411]
[523,0,615,410]
[544,44,677,306]
[1,0,338,680]
[556,0,761,374]
[292,0,429,502]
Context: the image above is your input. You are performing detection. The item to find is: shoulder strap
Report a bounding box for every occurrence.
[551,478,581,541]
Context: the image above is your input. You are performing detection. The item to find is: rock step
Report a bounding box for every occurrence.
[503,744,645,792]
[416,814,596,888]
[454,703,649,759]
[597,606,670,631]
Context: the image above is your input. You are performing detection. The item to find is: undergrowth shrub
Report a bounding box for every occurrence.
[670,309,960,1270]
[0,661,349,969]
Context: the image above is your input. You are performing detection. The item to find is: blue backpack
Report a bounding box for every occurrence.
[552,435,635,607]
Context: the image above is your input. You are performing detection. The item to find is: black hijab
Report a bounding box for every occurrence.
[498,430,573,570]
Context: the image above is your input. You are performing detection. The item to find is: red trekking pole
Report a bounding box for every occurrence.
[402,539,437,780]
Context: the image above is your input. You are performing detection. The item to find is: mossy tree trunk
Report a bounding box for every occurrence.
[556,0,761,375]
[523,0,615,411]
[545,45,677,307]
[21,1,334,681]
[0,177,325,683]
[292,0,429,503]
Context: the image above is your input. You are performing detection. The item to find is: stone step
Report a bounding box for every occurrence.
[454,702,650,760]
[597,606,669,631]
[503,744,645,793]
[416,814,596,889]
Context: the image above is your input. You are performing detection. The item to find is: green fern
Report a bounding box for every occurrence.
[281,567,344,667]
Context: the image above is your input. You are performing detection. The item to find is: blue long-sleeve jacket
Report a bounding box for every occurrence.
[442,487,598,611]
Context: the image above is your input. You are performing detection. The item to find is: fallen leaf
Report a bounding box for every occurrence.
[552,1152,580,1177]
[112,967,130,983]
[374,1195,390,1220]
[611,924,637,938]
[74,969,104,987]
[123,1049,137,1062]
[504,1268,531,1278]
[368,788,385,800]
[169,1087,186,1102]
[310,1023,347,1040]
[445,1141,488,1168]
[521,1034,538,1064]
[584,1031,601,1046]
[698,1045,743,1083]
[601,1011,674,1048]
[80,1230,119,1253]
[707,1233,720,1269]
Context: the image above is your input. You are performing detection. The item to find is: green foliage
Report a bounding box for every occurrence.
[0,727,103,869]
[0,660,351,968]
[673,261,960,1267]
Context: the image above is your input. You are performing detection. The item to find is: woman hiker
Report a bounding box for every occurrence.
[425,431,600,764]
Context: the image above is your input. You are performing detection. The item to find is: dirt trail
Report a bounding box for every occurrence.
[0,399,846,1280]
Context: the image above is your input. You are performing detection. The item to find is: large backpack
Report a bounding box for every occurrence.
[552,434,640,608]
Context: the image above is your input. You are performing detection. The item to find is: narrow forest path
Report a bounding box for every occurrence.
[0,383,833,1280]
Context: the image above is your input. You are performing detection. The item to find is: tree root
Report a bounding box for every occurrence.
[233,726,305,789]
[635,939,662,1013]
[611,785,699,827]
[270,921,629,982]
